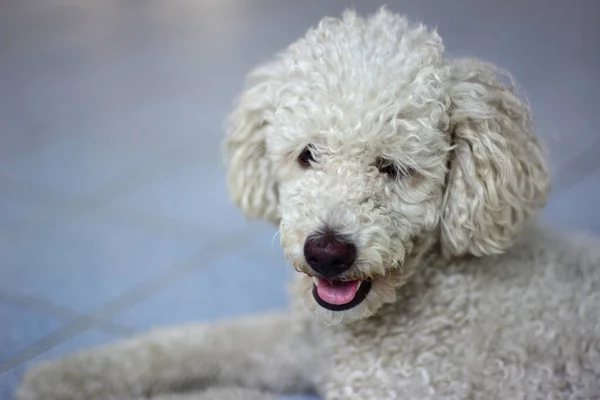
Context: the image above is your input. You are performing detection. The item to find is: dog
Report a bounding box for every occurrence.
[16,8,600,400]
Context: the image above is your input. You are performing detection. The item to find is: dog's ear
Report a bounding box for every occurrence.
[224,63,280,225]
[440,59,550,257]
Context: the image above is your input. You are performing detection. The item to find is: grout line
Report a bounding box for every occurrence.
[0,230,259,375]
[92,231,255,319]
[0,290,137,338]
[0,316,94,375]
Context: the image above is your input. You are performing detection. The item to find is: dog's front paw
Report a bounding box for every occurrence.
[15,360,80,400]
[15,356,140,400]
[15,359,112,400]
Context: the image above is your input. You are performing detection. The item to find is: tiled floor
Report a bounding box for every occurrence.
[1,1,599,399]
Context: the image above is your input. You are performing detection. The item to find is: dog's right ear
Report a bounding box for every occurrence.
[440,59,550,257]
[224,64,280,225]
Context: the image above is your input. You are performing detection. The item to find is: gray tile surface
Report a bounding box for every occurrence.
[1,1,598,399]
[0,302,62,362]
[0,213,201,312]
[543,167,600,234]
[114,235,291,330]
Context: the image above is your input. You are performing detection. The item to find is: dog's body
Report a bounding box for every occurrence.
[309,227,600,399]
[16,9,600,400]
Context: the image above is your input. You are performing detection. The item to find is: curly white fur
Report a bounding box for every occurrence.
[227,8,549,322]
[15,8,599,400]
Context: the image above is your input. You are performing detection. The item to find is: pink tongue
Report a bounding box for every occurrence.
[316,279,361,305]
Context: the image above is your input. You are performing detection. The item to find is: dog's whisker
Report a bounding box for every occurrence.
[271,230,281,252]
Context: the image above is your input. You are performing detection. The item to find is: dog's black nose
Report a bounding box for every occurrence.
[304,232,356,278]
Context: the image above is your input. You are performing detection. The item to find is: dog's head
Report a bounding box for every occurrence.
[224,9,549,322]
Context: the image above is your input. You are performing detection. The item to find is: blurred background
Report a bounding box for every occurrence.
[0,0,598,398]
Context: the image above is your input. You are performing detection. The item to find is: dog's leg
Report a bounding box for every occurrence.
[15,312,313,400]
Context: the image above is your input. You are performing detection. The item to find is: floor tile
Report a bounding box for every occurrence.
[0,178,43,227]
[114,235,292,330]
[0,132,194,200]
[0,213,201,314]
[107,164,277,241]
[0,301,62,363]
[0,329,117,400]
[542,168,600,235]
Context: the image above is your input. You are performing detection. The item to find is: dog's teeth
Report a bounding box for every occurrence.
[312,277,320,285]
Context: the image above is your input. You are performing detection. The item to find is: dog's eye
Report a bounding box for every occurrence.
[298,146,315,168]
[375,157,415,179]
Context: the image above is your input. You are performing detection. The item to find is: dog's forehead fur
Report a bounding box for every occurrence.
[267,10,448,157]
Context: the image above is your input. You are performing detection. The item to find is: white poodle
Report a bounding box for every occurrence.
[16,9,600,400]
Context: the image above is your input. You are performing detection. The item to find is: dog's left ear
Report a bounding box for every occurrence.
[440,59,550,257]
[224,63,281,225]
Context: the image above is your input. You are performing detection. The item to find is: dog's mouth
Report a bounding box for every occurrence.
[311,277,372,311]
